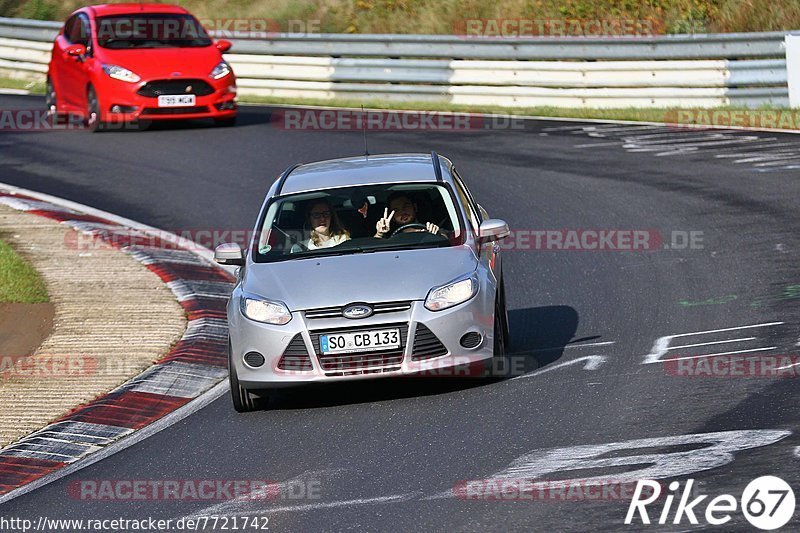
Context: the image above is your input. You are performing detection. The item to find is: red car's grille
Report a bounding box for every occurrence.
[137,79,215,97]
[141,106,209,115]
[311,323,408,376]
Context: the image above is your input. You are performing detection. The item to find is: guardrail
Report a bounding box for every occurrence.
[0,16,795,108]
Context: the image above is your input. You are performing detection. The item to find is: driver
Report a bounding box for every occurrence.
[374,192,441,238]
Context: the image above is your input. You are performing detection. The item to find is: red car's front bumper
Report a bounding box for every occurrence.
[95,73,237,123]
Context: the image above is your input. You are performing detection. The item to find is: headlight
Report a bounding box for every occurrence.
[424,273,479,311]
[240,296,292,325]
[209,60,231,80]
[102,64,140,83]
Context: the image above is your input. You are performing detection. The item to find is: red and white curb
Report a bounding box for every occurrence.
[0,184,235,503]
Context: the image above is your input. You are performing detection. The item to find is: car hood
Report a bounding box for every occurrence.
[97,46,221,78]
[242,246,479,311]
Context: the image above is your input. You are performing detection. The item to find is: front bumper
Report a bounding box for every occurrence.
[95,73,237,122]
[228,293,496,388]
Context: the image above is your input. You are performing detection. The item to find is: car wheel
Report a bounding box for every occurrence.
[493,300,506,358]
[86,86,103,132]
[45,78,58,121]
[499,275,510,349]
[214,116,236,127]
[489,290,509,379]
[229,342,260,412]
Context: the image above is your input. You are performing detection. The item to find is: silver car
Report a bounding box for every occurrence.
[215,152,510,412]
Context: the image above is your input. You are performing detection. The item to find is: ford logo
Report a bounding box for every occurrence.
[343,304,373,319]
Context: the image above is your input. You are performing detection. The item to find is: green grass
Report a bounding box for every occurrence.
[0,76,45,94]
[0,239,49,304]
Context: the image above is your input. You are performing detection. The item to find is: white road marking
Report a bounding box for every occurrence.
[669,337,757,350]
[568,341,615,348]
[715,143,800,157]
[245,493,421,515]
[428,430,791,500]
[662,347,776,363]
[574,141,624,148]
[510,355,607,381]
[179,469,348,520]
[776,360,800,371]
[732,151,800,163]
[642,322,783,365]
[754,156,800,167]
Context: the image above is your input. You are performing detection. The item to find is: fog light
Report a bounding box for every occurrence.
[216,101,237,111]
[460,332,482,349]
[110,104,137,113]
[243,351,265,368]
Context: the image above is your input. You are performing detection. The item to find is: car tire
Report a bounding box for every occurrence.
[86,86,104,133]
[490,288,509,378]
[214,116,236,128]
[499,275,510,349]
[45,77,58,122]
[229,343,260,413]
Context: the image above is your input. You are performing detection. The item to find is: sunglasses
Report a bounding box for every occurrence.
[310,211,331,219]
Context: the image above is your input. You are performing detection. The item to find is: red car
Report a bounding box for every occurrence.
[47,3,237,131]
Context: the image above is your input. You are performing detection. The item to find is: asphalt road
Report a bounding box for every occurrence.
[1,95,800,532]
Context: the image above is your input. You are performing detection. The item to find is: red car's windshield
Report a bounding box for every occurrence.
[95,14,213,49]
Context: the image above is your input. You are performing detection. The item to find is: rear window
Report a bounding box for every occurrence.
[96,14,212,49]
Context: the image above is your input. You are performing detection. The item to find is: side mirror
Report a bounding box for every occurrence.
[66,44,86,57]
[215,39,232,53]
[478,219,510,242]
[215,243,244,265]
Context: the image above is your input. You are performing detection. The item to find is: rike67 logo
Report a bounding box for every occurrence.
[626,476,795,530]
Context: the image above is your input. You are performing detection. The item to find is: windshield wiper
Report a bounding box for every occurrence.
[280,247,366,261]
[363,242,447,254]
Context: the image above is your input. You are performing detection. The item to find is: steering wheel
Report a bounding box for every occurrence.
[389,223,428,237]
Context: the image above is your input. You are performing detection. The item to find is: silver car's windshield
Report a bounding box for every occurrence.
[253,183,465,262]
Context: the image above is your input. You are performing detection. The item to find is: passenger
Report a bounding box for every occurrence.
[304,199,350,249]
[374,192,441,238]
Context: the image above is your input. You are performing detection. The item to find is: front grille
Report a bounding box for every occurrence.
[141,106,209,115]
[277,334,313,371]
[305,301,412,320]
[311,323,408,375]
[137,79,215,97]
[411,324,448,361]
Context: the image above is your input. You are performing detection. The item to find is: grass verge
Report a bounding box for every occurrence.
[0,239,49,303]
[0,76,46,94]
[239,95,800,130]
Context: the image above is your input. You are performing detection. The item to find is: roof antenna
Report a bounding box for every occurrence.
[361,105,369,160]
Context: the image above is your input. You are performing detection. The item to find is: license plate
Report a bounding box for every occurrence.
[157,94,196,107]
[320,328,401,355]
